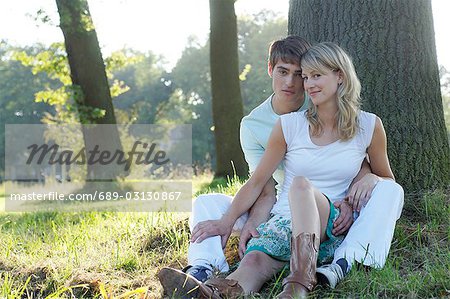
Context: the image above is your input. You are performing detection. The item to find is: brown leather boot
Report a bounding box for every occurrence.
[199,277,244,299]
[276,232,319,299]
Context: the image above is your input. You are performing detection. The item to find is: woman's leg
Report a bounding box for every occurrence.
[289,176,331,240]
[277,176,331,299]
[226,251,286,294]
[195,251,285,298]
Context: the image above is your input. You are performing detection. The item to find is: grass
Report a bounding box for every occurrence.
[0,176,448,298]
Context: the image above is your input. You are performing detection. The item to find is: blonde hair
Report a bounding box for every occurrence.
[301,42,361,141]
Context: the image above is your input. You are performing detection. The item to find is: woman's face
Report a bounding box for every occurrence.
[302,67,342,107]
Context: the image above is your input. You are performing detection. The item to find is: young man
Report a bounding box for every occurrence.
[158,36,404,298]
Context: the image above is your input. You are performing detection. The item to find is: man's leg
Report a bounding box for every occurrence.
[334,180,404,268]
[318,180,404,287]
[159,193,248,298]
[188,193,248,273]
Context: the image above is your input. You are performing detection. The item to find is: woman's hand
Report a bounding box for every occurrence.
[346,173,381,212]
[332,200,353,235]
[191,217,234,249]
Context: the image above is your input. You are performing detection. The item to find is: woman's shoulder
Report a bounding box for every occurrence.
[357,110,379,143]
[359,110,377,119]
[280,110,307,122]
[359,110,378,126]
[280,111,307,145]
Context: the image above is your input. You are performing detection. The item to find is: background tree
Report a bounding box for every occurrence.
[289,0,450,191]
[209,0,247,177]
[56,0,123,179]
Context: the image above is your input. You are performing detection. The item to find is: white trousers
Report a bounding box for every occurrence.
[188,193,247,272]
[332,180,404,268]
[188,180,404,272]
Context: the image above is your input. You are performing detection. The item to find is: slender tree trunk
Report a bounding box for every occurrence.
[289,0,449,191]
[56,0,124,180]
[210,0,248,178]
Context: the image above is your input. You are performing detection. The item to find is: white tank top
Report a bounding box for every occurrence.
[271,110,376,218]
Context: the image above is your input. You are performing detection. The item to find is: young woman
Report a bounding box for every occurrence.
[189,42,396,299]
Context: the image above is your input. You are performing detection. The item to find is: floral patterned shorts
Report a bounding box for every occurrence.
[245,199,344,265]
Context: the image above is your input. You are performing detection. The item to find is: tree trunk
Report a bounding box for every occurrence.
[56,0,124,180]
[288,0,449,191]
[210,0,248,178]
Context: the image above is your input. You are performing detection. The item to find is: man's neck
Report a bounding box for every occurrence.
[271,94,304,115]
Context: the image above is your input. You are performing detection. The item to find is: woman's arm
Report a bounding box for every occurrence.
[346,116,394,212]
[191,120,287,243]
[223,120,287,223]
[366,117,395,180]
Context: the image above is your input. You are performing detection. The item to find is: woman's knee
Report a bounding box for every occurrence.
[290,176,312,193]
[289,177,315,201]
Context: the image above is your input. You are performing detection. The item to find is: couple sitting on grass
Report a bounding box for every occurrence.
[158,36,404,299]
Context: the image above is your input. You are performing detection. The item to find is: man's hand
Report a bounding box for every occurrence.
[191,219,233,249]
[238,220,260,258]
[346,173,381,212]
[332,200,353,236]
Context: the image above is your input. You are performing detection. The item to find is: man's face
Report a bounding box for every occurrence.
[269,60,304,106]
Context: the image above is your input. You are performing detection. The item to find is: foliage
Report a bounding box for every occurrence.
[12,43,132,124]
[111,49,174,125]
[238,10,288,113]
[0,42,55,178]
[170,37,214,167]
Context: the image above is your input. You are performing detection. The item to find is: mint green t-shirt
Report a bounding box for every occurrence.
[239,94,309,197]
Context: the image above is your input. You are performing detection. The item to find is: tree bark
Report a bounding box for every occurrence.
[210,0,248,178]
[56,0,123,180]
[288,0,450,191]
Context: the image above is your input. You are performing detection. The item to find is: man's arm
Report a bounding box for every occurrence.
[346,156,381,211]
[247,178,276,225]
[349,157,371,188]
[333,158,378,236]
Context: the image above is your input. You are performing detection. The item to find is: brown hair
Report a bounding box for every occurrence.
[268,36,311,68]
